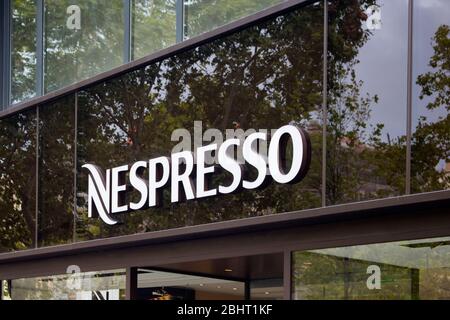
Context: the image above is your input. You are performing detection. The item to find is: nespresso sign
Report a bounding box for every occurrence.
[82,125,311,225]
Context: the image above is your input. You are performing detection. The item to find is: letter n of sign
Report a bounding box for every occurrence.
[82,164,118,225]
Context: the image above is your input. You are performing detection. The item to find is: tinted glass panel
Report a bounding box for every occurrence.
[10,269,125,300]
[132,0,177,60]
[38,96,75,247]
[292,236,450,300]
[76,2,324,241]
[326,0,407,205]
[44,0,125,93]
[11,0,37,104]
[184,0,286,38]
[0,110,37,252]
[412,0,450,193]
[2,280,11,300]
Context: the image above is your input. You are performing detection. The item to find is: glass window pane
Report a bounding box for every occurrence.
[137,269,244,300]
[292,236,450,300]
[10,269,125,300]
[11,0,37,104]
[44,0,125,93]
[412,0,450,193]
[76,2,323,241]
[250,279,283,300]
[184,0,286,39]
[326,0,408,205]
[132,0,177,60]
[2,280,12,300]
[0,110,37,252]
[38,95,75,247]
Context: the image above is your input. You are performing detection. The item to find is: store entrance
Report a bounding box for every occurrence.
[135,253,284,300]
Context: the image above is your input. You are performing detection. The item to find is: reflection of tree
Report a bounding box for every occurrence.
[293,250,415,300]
[11,0,37,103]
[326,0,407,205]
[44,0,125,92]
[133,0,177,59]
[0,112,36,252]
[413,24,450,192]
[3,1,448,249]
[37,98,75,247]
[76,2,325,240]
[184,0,283,38]
[76,0,411,240]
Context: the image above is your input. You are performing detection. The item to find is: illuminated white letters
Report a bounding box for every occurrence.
[217,139,242,194]
[149,157,170,207]
[129,161,148,211]
[269,125,309,184]
[196,144,218,198]
[111,164,129,213]
[171,151,195,203]
[82,164,117,225]
[83,125,311,225]
[242,132,269,190]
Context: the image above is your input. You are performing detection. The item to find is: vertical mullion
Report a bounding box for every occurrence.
[2,0,11,108]
[125,267,138,300]
[0,2,4,110]
[283,250,292,300]
[405,0,413,195]
[321,0,328,207]
[244,280,251,300]
[176,0,184,42]
[73,92,78,244]
[35,105,40,249]
[124,0,132,63]
[36,0,44,97]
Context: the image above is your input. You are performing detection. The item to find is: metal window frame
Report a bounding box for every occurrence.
[406,0,414,195]
[1,0,11,109]
[35,105,39,249]
[124,0,132,63]
[176,0,185,42]
[36,0,44,97]
[322,0,328,207]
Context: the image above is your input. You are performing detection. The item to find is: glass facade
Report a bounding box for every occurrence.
[2,0,288,109]
[292,237,450,300]
[137,269,245,300]
[10,0,37,104]
[0,109,37,253]
[132,0,177,60]
[411,0,450,193]
[184,0,285,38]
[37,95,76,247]
[0,1,449,302]
[75,1,323,241]
[326,0,408,204]
[7,269,125,300]
[0,1,448,251]
[44,0,125,93]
